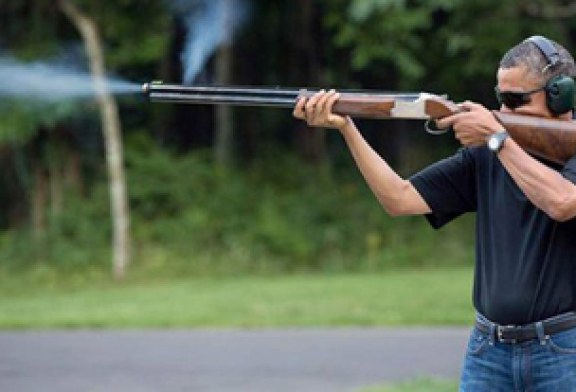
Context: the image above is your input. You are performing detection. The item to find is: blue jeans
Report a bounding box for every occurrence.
[460,324,576,391]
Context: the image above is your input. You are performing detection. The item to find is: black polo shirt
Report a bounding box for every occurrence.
[410,147,576,325]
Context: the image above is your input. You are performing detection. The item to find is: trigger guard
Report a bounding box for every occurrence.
[425,119,450,135]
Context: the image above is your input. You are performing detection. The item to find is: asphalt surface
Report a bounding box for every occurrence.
[0,328,470,392]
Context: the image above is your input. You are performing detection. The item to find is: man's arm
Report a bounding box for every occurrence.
[497,138,576,221]
[293,90,431,216]
[437,101,576,221]
[338,118,431,216]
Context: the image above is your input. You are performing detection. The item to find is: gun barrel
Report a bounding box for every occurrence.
[144,82,302,108]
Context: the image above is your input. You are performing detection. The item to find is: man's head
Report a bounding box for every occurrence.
[497,36,576,118]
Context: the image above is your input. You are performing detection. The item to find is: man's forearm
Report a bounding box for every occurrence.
[498,138,576,221]
[339,118,431,216]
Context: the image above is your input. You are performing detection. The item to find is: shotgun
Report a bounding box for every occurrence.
[143,81,576,165]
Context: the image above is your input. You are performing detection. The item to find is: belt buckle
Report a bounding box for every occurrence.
[497,325,518,344]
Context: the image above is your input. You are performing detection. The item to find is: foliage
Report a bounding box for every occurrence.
[426,0,569,100]
[0,183,111,270]
[0,100,83,145]
[324,0,440,87]
[69,0,171,70]
[126,138,474,274]
[323,0,575,98]
[0,142,474,275]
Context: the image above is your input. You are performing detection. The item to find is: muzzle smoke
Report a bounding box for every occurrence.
[0,57,140,102]
[170,0,249,84]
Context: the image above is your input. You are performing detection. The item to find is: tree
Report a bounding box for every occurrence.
[214,1,235,167]
[59,0,130,280]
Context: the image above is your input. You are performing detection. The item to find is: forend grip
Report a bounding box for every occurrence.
[296,90,460,120]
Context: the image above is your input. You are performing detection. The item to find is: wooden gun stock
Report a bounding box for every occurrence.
[493,112,576,165]
[144,82,576,165]
[319,94,576,165]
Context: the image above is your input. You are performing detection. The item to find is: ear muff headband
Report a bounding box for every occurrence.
[527,35,561,71]
[525,35,574,115]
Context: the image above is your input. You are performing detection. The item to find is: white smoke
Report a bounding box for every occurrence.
[170,0,249,84]
[0,57,140,102]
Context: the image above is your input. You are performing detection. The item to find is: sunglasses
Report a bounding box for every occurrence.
[494,86,545,109]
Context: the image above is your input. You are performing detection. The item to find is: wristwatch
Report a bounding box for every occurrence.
[487,131,509,153]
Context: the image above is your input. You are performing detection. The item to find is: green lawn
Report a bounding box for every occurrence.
[0,267,474,329]
[361,378,459,391]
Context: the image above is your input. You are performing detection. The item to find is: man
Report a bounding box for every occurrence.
[293,36,576,391]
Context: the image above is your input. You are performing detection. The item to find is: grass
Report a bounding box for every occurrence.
[0,267,474,329]
[361,378,459,391]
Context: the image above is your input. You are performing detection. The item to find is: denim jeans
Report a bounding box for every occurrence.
[460,324,576,391]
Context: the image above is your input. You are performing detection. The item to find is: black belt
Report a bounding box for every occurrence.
[475,312,576,344]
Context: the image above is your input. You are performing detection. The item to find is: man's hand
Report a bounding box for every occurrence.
[436,101,503,147]
[293,89,349,130]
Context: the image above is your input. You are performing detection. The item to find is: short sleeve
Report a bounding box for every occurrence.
[409,148,478,229]
[561,153,576,184]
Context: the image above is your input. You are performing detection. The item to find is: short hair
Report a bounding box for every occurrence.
[499,37,576,84]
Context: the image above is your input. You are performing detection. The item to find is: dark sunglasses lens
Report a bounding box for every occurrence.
[495,89,530,109]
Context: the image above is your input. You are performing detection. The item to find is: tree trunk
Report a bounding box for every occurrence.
[293,0,326,165]
[214,1,234,167]
[59,0,131,281]
[214,42,234,167]
[31,164,48,241]
[47,139,64,222]
[64,147,83,193]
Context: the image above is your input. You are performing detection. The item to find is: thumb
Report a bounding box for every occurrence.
[328,114,346,127]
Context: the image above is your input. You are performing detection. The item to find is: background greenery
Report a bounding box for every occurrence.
[0,0,573,283]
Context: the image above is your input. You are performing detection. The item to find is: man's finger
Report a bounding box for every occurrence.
[325,90,340,113]
[293,97,307,119]
[458,101,482,111]
[436,110,471,129]
[305,91,323,114]
[436,116,455,129]
[315,90,328,114]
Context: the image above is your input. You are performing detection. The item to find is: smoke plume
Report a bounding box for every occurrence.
[0,57,140,102]
[170,0,249,84]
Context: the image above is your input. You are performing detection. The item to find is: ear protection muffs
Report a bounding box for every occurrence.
[526,35,574,115]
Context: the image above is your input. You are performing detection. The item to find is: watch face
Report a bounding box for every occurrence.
[488,136,499,151]
[488,132,508,152]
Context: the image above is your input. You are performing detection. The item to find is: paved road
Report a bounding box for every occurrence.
[0,328,470,392]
